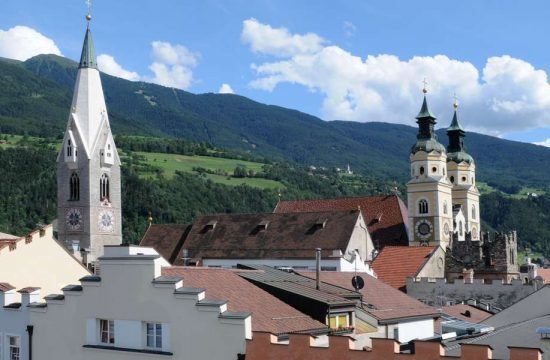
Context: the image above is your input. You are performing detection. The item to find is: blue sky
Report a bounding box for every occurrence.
[1,0,550,145]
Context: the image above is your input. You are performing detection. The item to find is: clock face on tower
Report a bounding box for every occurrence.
[415,219,434,239]
[65,208,83,231]
[98,209,115,233]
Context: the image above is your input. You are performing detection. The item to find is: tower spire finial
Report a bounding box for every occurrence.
[453,93,459,110]
[422,78,428,94]
[85,0,93,22]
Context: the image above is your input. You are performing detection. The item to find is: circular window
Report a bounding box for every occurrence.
[437,257,444,269]
[444,223,450,235]
[462,176,467,182]
[432,166,437,173]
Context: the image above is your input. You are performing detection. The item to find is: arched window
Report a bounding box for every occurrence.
[420,166,425,175]
[472,205,476,220]
[67,139,72,157]
[100,174,110,201]
[443,201,448,215]
[459,221,463,236]
[69,172,79,201]
[450,176,455,184]
[418,199,429,214]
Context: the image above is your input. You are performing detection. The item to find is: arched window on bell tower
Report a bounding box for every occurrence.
[418,199,429,214]
[69,172,80,201]
[100,173,110,201]
[67,139,73,157]
[472,205,476,220]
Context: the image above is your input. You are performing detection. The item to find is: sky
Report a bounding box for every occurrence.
[1,0,550,146]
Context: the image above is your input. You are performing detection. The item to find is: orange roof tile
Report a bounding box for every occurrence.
[371,246,437,291]
[298,271,438,322]
[274,195,409,249]
[536,268,550,283]
[163,267,326,335]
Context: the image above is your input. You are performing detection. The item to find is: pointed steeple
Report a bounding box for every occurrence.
[446,99,473,163]
[411,86,445,154]
[79,27,97,69]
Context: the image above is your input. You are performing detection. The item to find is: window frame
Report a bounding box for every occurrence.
[7,335,21,360]
[418,199,429,215]
[145,322,163,350]
[98,319,115,345]
[328,313,349,330]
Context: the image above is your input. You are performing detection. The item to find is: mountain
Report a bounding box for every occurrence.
[1,54,550,190]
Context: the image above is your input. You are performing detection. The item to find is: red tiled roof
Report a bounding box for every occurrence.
[440,304,492,323]
[536,268,550,283]
[139,224,191,263]
[371,246,437,291]
[0,283,16,292]
[274,195,409,249]
[298,271,438,322]
[162,267,327,335]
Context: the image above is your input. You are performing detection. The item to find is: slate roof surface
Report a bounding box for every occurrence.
[274,195,409,248]
[298,271,439,322]
[162,267,327,335]
[182,211,361,260]
[139,224,191,264]
[440,304,492,324]
[371,246,437,291]
[237,265,358,307]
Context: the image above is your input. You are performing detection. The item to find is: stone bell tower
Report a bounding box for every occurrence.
[57,13,122,264]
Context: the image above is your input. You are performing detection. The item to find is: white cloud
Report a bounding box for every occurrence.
[534,139,550,147]
[97,54,140,81]
[0,26,61,61]
[147,41,199,89]
[219,83,235,94]
[241,18,326,57]
[242,20,550,136]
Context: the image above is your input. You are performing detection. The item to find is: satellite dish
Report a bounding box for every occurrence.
[352,275,364,291]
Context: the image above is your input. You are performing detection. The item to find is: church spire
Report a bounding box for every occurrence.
[446,97,473,163]
[79,28,97,69]
[411,82,445,154]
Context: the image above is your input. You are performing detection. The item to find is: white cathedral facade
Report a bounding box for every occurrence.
[407,91,480,248]
[56,22,122,264]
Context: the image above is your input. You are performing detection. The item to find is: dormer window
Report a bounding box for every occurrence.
[315,218,327,229]
[202,220,217,233]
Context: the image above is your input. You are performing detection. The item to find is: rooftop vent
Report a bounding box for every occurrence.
[201,220,217,233]
[315,218,327,229]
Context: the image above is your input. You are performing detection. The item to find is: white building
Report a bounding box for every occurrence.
[0,246,251,360]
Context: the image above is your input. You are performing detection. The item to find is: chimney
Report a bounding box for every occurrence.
[182,249,191,266]
[463,269,474,284]
[315,248,321,290]
[18,288,40,306]
[0,283,17,306]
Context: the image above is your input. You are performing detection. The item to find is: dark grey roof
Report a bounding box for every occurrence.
[62,284,83,292]
[44,294,65,301]
[79,275,101,282]
[27,302,47,309]
[237,265,357,307]
[445,314,550,359]
[152,276,182,284]
[219,311,252,320]
[174,287,205,295]
[196,299,228,307]
[3,303,21,309]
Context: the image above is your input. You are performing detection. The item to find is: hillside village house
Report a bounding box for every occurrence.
[0,225,90,298]
[0,246,252,360]
[141,210,375,273]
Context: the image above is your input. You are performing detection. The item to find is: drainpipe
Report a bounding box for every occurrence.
[26,325,34,360]
[316,248,321,290]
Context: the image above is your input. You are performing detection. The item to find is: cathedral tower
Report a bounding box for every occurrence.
[407,89,453,248]
[57,15,122,263]
[446,99,480,240]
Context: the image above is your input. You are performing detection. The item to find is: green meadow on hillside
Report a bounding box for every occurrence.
[135,151,285,189]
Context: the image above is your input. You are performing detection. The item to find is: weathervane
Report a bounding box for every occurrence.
[85,0,93,22]
[422,78,428,94]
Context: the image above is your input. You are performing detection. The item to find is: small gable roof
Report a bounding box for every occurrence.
[371,246,437,291]
[182,210,361,261]
[162,267,327,335]
[274,195,409,249]
[139,224,191,264]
